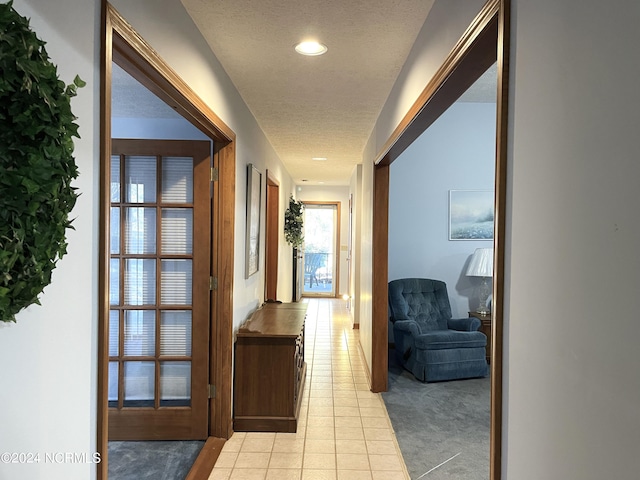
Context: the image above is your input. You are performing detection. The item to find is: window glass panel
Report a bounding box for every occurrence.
[124,259,156,305]
[110,259,120,305]
[124,207,157,254]
[160,311,192,356]
[302,205,338,296]
[161,208,193,254]
[108,362,119,403]
[161,260,192,305]
[125,156,156,203]
[109,310,119,357]
[123,361,155,406]
[111,155,120,202]
[160,361,191,406]
[110,207,120,254]
[124,310,156,356]
[162,157,193,203]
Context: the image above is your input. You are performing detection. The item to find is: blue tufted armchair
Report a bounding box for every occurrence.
[388,278,488,382]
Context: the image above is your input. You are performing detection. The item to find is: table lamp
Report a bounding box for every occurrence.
[466,247,493,315]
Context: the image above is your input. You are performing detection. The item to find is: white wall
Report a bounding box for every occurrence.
[112,117,209,140]
[358,142,375,370]
[349,165,363,326]
[5,0,639,478]
[296,185,350,298]
[359,0,487,377]
[504,0,640,478]
[0,1,99,479]
[108,0,295,326]
[389,102,496,318]
[275,182,299,304]
[373,0,489,152]
[363,0,640,478]
[0,1,294,479]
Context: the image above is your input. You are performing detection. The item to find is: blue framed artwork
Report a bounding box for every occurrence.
[449,190,494,240]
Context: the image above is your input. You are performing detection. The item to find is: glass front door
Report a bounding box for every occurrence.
[302,204,338,297]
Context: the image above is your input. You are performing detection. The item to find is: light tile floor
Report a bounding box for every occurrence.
[208,298,409,480]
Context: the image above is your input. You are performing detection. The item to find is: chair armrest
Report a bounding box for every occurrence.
[447,317,480,332]
[394,320,420,336]
[389,312,410,323]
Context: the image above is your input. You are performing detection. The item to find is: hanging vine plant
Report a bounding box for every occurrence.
[0,1,85,323]
[284,195,304,248]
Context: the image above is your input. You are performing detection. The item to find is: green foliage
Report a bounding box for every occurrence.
[284,195,304,247]
[0,1,84,322]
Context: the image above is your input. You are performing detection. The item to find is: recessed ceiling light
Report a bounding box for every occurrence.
[312,157,327,161]
[294,41,328,56]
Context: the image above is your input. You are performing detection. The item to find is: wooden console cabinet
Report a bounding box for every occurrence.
[233,302,307,432]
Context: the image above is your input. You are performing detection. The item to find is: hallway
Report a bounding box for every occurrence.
[209,298,409,480]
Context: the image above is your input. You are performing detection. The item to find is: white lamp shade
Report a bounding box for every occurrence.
[466,248,493,277]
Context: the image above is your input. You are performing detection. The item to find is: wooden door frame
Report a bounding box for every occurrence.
[108,139,212,440]
[99,2,236,478]
[301,201,341,298]
[264,171,279,301]
[370,1,509,479]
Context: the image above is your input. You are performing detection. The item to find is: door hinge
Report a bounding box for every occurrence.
[209,276,218,291]
[210,167,218,182]
[208,384,216,399]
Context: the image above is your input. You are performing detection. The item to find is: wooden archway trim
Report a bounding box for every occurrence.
[370,1,509,479]
[375,1,499,167]
[99,1,236,478]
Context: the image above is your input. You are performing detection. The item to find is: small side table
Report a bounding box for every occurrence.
[469,311,491,364]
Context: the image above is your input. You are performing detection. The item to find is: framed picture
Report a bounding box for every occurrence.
[245,164,262,278]
[449,190,494,240]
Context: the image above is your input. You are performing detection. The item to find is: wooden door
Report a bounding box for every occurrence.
[108,139,211,440]
[264,173,279,301]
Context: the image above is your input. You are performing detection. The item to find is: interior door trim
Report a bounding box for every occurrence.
[370,1,509,479]
[100,1,236,477]
[301,201,341,298]
[264,171,280,301]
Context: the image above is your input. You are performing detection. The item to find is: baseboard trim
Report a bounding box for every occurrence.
[185,436,225,480]
[357,338,373,389]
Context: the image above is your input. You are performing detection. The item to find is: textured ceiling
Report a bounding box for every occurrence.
[112,1,497,186]
[179,0,437,185]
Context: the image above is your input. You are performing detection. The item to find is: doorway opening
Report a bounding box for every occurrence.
[107,139,211,440]
[370,1,509,478]
[302,203,340,297]
[100,3,236,479]
[384,66,497,478]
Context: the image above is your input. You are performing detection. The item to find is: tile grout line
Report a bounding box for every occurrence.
[210,298,410,479]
